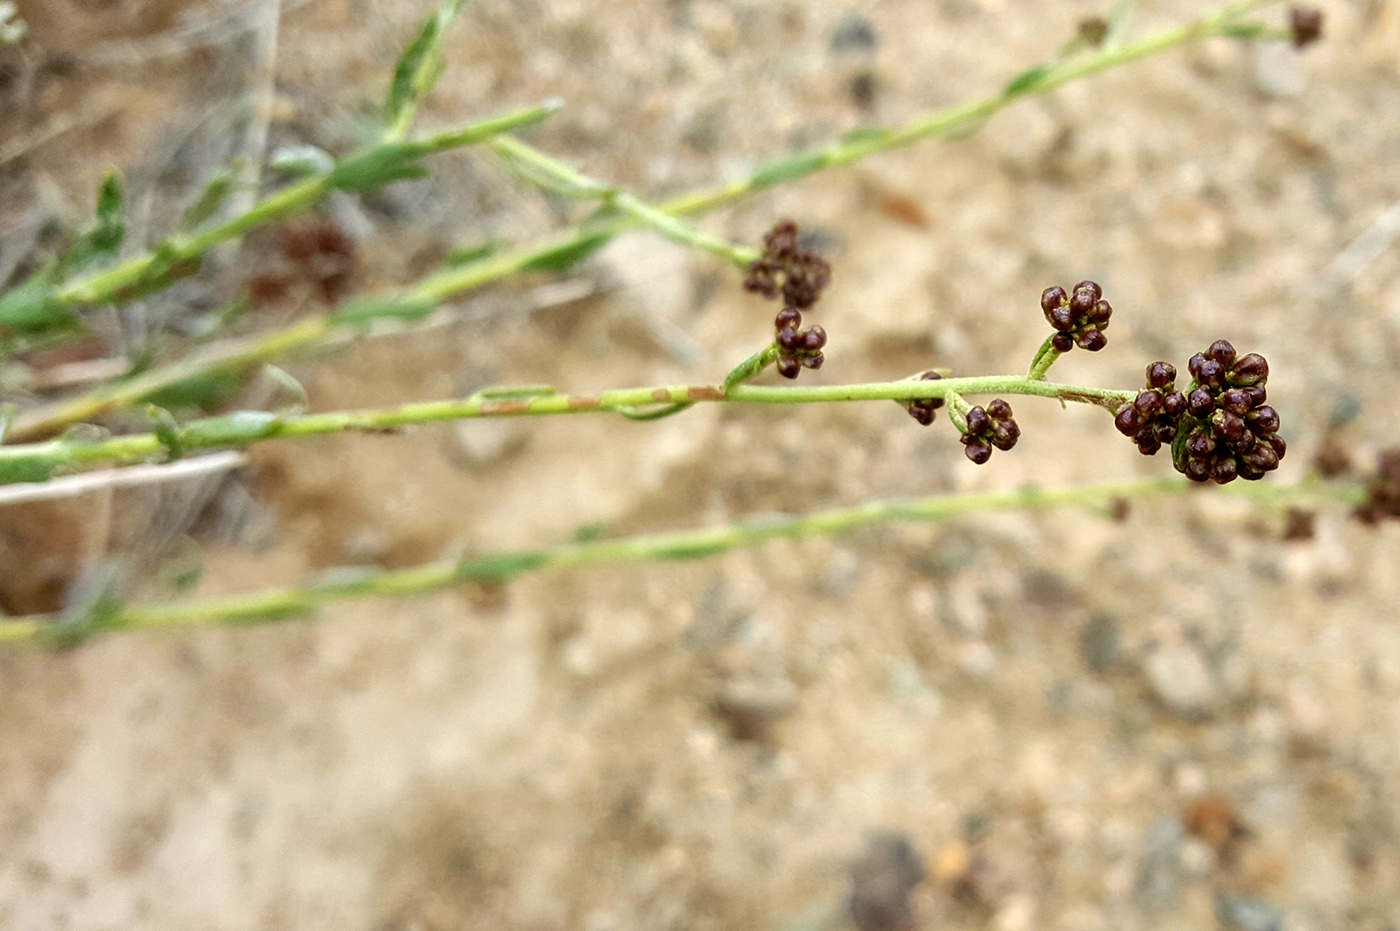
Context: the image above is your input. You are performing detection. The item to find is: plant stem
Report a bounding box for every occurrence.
[1027,335,1063,381]
[4,1,1284,440]
[489,135,760,268]
[50,102,559,310]
[0,471,1362,645]
[0,375,1140,481]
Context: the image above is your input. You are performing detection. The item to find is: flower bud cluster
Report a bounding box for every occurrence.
[904,370,945,425]
[744,220,834,379]
[773,308,827,379]
[960,399,1020,464]
[1041,280,1112,353]
[1115,340,1285,484]
[743,219,832,309]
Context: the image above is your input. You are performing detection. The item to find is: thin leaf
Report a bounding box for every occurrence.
[62,171,126,275]
[519,232,611,272]
[181,163,241,231]
[1003,63,1052,97]
[750,150,829,188]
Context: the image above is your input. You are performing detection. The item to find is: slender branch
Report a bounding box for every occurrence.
[0,375,1138,482]
[1027,335,1062,380]
[45,102,559,311]
[0,471,1363,646]
[3,1,1285,440]
[489,135,760,268]
[384,0,473,142]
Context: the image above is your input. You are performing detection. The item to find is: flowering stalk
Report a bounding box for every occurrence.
[2,0,1289,441]
[0,473,1364,646]
[0,375,1137,482]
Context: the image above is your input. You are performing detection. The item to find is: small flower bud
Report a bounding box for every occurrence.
[776,356,801,379]
[774,308,802,330]
[1077,328,1108,352]
[963,440,992,465]
[1072,280,1102,301]
[1247,406,1280,434]
[1188,388,1216,417]
[1051,333,1074,353]
[1147,361,1177,389]
[987,398,1013,420]
[802,325,828,351]
[777,326,802,351]
[1231,353,1269,385]
[966,406,990,434]
[1040,286,1068,313]
[1206,339,1237,367]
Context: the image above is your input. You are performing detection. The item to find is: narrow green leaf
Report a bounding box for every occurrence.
[261,364,309,414]
[0,276,70,333]
[1004,63,1052,97]
[334,293,438,325]
[62,171,126,275]
[182,163,240,231]
[750,150,829,189]
[440,238,505,270]
[519,232,612,272]
[140,369,246,411]
[386,14,441,127]
[270,144,336,177]
[327,141,432,192]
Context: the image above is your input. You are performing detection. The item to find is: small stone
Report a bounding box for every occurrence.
[848,833,924,931]
[1132,817,1184,913]
[831,12,878,52]
[1215,895,1284,931]
[1080,613,1121,673]
[1143,644,1220,720]
[711,677,798,741]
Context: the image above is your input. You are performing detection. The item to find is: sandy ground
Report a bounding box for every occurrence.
[3,0,1400,928]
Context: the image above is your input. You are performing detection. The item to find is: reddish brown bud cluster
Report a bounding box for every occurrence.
[1114,361,1184,456]
[773,307,828,379]
[743,219,832,309]
[960,399,1020,464]
[745,220,834,379]
[1355,448,1400,524]
[904,371,945,426]
[1041,281,1112,353]
[1116,340,1285,484]
[1289,6,1323,48]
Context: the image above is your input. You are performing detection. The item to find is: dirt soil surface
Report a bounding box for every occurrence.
[3,0,1400,929]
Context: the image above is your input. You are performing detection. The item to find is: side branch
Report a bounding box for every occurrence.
[0,471,1361,646]
[0,376,1138,482]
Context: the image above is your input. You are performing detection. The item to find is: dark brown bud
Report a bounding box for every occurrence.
[1220,388,1252,415]
[777,326,802,351]
[1211,457,1239,484]
[1078,328,1108,352]
[1051,333,1074,353]
[1147,361,1177,389]
[1040,286,1068,313]
[1072,280,1102,301]
[1115,404,1141,436]
[963,440,992,465]
[801,352,825,370]
[1188,388,1216,417]
[775,308,802,330]
[776,356,801,379]
[1163,392,1187,417]
[987,399,1013,420]
[1048,306,1076,332]
[1231,353,1269,385]
[802,325,828,351]
[1206,339,1237,367]
[1134,389,1165,418]
[965,406,990,434]
[1247,406,1280,434]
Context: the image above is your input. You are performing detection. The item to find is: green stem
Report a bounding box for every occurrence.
[5,1,1283,438]
[51,102,559,309]
[0,375,1139,481]
[1027,335,1063,381]
[489,135,759,269]
[0,472,1362,645]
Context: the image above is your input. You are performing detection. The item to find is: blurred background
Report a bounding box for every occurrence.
[2,0,1399,928]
